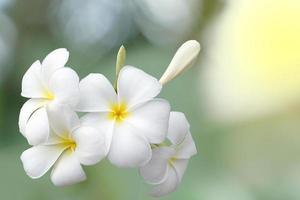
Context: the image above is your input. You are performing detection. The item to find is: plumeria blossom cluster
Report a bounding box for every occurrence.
[19,40,200,197]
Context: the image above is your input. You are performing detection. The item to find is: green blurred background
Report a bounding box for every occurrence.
[1,0,300,199]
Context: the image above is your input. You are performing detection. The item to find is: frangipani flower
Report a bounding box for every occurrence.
[159,40,200,85]
[19,49,80,145]
[140,111,197,197]
[20,104,106,186]
[77,66,171,167]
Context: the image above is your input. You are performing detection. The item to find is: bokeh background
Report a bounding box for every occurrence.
[1,0,300,199]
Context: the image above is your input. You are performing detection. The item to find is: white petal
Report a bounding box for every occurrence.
[76,73,117,112]
[175,132,197,159]
[150,166,179,197]
[127,99,170,143]
[47,103,80,138]
[51,153,86,186]
[42,48,69,81]
[73,126,106,165]
[44,130,64,145]
[140,147,175,184]
[21,60,47,98]
[117,66,162,108]
[20,145,64,179]
[108,122,152,168]
[49,67,80,107]
[25,107,49,145]
[80,112,114,153]
[172,159,189,183]
[159,40,200,85]
[167,112,190,145]
[19,99,47,136]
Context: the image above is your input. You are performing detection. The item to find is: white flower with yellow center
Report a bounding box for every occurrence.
[19,48,80,145]
[20,104,106,186]
[140,112,197,197]
[77,66,171,167]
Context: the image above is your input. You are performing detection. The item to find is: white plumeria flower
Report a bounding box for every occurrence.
[20,104,106,186]
[77,66,171,168]
[140,111,197,197]
[19,48,80,145]
[159,40,200,85]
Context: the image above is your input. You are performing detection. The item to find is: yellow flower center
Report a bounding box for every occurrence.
[108,102,129,123]
[43,89,55,100]
[60,138,77,152]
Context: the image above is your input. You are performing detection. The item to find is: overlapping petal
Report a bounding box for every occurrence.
[175,132,197,159]
[117,66,162,108]
[50,153,86,186]
[77,73,117,112]
[47,103,80,138]
[150,167,178,197]
[81,112,114,152]
[167,112,190,145]
[42,48,69,82]
[108,122,152,167]
[140,147,175,184]
[73,126,106,165]
[43,130,64,145]
[20,145,64,179]
[127,99,170,144]
[18,98,48,136]
[147,159,189,197]
[21,60,46,99]
[49,67,80,107]
[25,107,49,145]
[172,159,189,182]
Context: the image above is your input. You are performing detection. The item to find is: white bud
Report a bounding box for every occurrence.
[159,40,200,85]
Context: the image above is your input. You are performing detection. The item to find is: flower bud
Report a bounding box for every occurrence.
[116,45,126,77]
[159,40,200,85]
